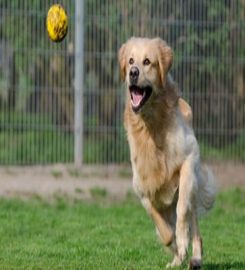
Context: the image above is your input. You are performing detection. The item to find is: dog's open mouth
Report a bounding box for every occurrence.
[129,85,152,112]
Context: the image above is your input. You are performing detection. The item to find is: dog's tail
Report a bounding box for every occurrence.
[197,165,217,216]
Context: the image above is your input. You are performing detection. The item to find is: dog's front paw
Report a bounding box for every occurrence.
[166,255,182,268]
[189,258,202,270]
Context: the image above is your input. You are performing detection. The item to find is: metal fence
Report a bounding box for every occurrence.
[0,0,244,165]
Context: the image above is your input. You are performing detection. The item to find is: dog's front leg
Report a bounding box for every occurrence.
[168,156,197,268]
[141,197,173,246]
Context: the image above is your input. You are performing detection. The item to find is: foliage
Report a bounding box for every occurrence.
[0,188,244,269]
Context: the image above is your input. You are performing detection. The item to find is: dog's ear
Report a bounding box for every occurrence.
[118,43,127,81]
[155,38,173,87]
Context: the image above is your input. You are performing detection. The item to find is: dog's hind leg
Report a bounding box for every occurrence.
[178,98,193,126]
[156,205,178,254]
[189,212,202,269]
[141,197,174,246]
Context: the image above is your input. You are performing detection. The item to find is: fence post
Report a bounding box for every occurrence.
[74,0,84,167]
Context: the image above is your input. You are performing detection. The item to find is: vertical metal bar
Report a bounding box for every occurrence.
[74,0,84,166]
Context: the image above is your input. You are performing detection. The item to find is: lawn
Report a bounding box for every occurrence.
[0,188,244,270]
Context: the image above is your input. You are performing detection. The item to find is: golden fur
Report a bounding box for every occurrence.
[119,37,216,269]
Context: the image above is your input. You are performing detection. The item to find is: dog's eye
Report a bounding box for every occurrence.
[143,58,151,65]
[129,58,134,65]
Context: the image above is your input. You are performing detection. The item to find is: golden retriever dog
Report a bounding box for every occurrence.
[118,37,216,269]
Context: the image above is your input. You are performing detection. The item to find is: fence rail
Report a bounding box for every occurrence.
[0,0,244,165]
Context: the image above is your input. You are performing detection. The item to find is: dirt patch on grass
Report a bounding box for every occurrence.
[0,162,244,201]
[209,161,245,189]
[0,164,132,201]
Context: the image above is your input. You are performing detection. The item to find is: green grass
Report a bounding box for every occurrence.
[200,133,245,162]
[89,187,108,199]
[0,130,74,164]
[0,189,244,270]
[0,111,130,164]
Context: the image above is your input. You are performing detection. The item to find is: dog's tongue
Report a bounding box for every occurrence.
[131,88,144,106]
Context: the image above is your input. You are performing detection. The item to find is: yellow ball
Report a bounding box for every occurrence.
[46,4,68,42]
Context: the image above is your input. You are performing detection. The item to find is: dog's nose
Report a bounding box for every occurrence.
[129,66,139,83]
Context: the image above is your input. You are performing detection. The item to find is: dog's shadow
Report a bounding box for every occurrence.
[205,262,245,270]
